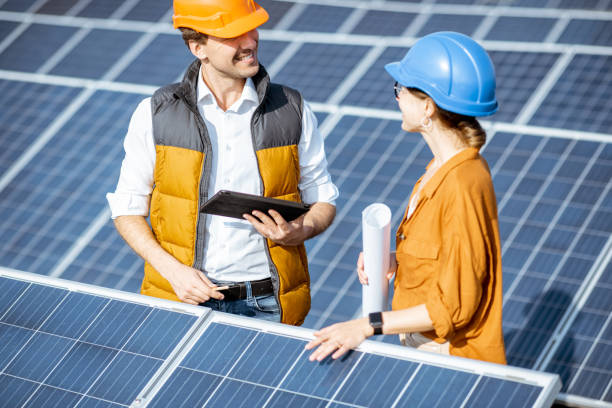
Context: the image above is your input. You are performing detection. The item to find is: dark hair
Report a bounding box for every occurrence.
[179,27,208,47]
[408,88,486,150]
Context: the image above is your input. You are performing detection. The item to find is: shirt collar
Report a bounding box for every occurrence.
[196,67,259,110]
[421,147,480,199]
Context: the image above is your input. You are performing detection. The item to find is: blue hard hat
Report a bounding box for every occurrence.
[385,31,498,117]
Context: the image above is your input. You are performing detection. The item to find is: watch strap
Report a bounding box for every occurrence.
[369,312,383,335]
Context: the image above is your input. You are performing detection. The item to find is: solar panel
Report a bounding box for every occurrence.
[1,0,611,406]
[0,269,201,407]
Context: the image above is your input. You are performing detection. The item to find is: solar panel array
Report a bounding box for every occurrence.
[0,271,560,408]
[0,0,611,406]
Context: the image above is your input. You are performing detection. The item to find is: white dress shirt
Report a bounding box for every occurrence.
[107,70,338,282]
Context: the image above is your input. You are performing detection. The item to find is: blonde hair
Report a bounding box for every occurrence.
[408,88,487,150]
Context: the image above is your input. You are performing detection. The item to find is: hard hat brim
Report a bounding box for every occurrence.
[385,62,498,117]
[174,6,269,39]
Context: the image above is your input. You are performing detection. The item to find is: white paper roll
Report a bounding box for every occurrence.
[361,203,391,316]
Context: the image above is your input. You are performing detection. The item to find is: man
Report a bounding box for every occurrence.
[106,0,337,325]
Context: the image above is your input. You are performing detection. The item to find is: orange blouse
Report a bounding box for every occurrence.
[393,148,506,364]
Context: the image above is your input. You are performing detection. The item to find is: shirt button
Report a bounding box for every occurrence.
[224,178,230,183]
[398,234,406,240]
[226,145,231,151]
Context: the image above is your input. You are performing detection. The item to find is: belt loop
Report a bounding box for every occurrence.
[245,281,253,301]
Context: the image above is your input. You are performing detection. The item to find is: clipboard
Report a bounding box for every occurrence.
[200,190,310,221]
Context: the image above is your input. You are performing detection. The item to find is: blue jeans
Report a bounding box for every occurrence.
[201,280,280,323]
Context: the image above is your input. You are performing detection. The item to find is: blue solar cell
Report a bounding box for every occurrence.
[38,292,109,339]
[50,29,142,79]
[35,0,79,15]
[557,256,593,280]
[4,331,75,382]
[417,14,483,37]
[0,20,18,40]
[558,19,612,46]
[88,352,162,404]
[205,379,273,408]
[282,350,362,399]
[542,180,574,201]
[148,367,222,408]
[46,342,117,393]
[25,385,82,407]
[500,197,531,219]
[351,10,417,36]
[80,300,150,349]
[116,33,193,86]
[0,283,67,329]
[0,276,29,314]
[258,40,289,68]
[469,377,541,407]
[529,202,560,223]
[334,353,418,406]
[486,17,555,42]
[274,43,370,103]
[78,397,125,408]
[122,0,171,22]
[400,365,478,407]
[1,0,38,11]
[288,4,353,33]
[515,176,545,196]
[77,0,124,18]
[182,323,257,374]
[265,391,329,407]
[124,309,197,359]
[257,0,294,28]
[230,333,305,386]
[0,24,78,72]
[0,324,32,370]
[0,375,39,406]
[542,228,576,252]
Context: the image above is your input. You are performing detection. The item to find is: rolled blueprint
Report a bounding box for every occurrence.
[361,203,391,316]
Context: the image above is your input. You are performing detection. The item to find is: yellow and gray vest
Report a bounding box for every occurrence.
[141,60,310,325]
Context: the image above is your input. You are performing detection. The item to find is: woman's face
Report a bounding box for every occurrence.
[396,86,427,132]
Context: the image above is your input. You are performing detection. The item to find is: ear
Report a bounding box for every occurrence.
[423,97,436,118]
[188,40,207,60]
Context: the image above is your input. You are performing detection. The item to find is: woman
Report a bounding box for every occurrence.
[306,31,506,364]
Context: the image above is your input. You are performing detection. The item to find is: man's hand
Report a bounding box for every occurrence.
[113,215,224,305]
[243,201,336,246]
[243,209,308,246]
[164,263,224,305]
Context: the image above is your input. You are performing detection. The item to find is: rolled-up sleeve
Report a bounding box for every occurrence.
[298,101,339,205]
[426,189,488,339]
[106,97,155,219]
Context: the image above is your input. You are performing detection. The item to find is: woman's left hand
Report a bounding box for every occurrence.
[305,317,373,361]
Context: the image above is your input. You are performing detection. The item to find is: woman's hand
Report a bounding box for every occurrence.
[357,252,398,285]
[305,317,373,361]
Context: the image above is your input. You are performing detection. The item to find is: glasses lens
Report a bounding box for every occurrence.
[394,82,400,98]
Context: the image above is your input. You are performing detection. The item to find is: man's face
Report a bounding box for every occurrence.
[199,29,260,80]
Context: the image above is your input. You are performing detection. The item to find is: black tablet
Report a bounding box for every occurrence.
[200,190,310,221]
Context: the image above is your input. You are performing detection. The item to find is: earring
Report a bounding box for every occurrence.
[420,116,432,129]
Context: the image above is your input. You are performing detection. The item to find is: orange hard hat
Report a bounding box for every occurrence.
[173,0,269,38]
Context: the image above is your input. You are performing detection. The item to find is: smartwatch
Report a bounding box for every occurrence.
[368,312,384,335]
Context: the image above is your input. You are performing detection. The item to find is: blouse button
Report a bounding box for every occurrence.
[398,234,405,240]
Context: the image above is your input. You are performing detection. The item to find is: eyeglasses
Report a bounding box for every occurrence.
[393,81,402,98]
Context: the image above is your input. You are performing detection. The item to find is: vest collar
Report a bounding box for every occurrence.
[421,147,480,199]
[179,59,271,107]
